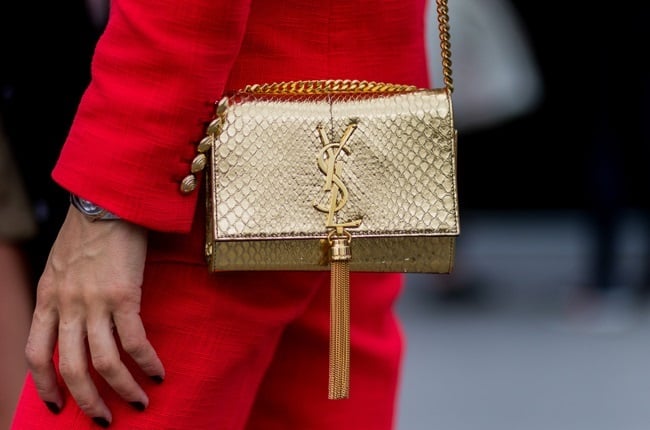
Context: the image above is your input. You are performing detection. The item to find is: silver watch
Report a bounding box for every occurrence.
[69,194,120,221]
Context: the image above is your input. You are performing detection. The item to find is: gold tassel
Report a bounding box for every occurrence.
[328,236,351,399]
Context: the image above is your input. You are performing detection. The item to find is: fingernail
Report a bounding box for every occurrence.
[92,417,110,428]
[130,401,146,411]
[45,401,60,414]
[150,375,164,384]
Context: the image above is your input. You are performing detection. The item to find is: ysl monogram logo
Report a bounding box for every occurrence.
[314,122,363,229]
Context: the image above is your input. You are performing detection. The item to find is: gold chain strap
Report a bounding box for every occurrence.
[243,0,453,95]
[436,0,453,92]
[243,80,417,95]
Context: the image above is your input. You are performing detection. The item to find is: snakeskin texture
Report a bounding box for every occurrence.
[205,88,459,273]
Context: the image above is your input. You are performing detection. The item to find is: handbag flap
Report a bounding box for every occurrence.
[208,88,459,242]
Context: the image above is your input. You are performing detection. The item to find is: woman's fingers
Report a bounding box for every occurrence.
[57,316,111,423]
[87,314,149,410]
[24,303,62,412]
[113,310,165,382]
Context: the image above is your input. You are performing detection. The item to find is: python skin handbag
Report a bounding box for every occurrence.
[187,0,459,399]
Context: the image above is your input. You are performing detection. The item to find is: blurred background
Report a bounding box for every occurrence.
[398,1,650,429]
[0,0,648,429]
[397,211,649,430]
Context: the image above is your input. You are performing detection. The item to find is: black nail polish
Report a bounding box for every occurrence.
[92,417,110,428]
[45,401,60,414]
[150,375,164,384]
[129,401,146,411]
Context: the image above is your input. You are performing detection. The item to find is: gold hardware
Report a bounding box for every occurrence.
[197,136,213,153]
[436,0,454,92]
[311,122,363,400]
[216,97,229,115]
[180,174,197,193]
[328,231,351,399]
[243,80,418,95]
[206,118,223,136]
[191,153,207,173]
[329,237,351,262]
[314,123,362,229]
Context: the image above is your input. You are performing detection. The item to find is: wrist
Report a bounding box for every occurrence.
[69,194,120,222]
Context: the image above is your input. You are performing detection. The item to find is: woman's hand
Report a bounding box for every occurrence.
[25,206,165,425]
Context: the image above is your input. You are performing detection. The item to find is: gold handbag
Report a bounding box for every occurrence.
[191,0,458,400]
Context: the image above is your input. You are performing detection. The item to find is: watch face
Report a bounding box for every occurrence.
[70,194,119,221]
[77,198,105,216]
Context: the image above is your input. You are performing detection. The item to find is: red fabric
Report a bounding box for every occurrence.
[13,0,430,427]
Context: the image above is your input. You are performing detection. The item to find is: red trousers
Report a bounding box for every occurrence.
[11,217,405,429]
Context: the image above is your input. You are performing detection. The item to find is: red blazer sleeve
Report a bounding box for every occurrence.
[52,0,252,232]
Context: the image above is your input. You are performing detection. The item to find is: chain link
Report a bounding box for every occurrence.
[243,80,418,95]
[437,0,453,92]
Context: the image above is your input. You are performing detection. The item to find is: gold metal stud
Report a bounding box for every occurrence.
[191,154,207,173]
[197,136,213,153]
[180,174,197,193]
[206,118,223,136]
[216,97,229,115]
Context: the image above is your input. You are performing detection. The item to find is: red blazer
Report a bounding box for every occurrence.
[53,0,430,232]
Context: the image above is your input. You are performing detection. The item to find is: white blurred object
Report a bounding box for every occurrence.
[85,0,109,29]
[427,0,543,131]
